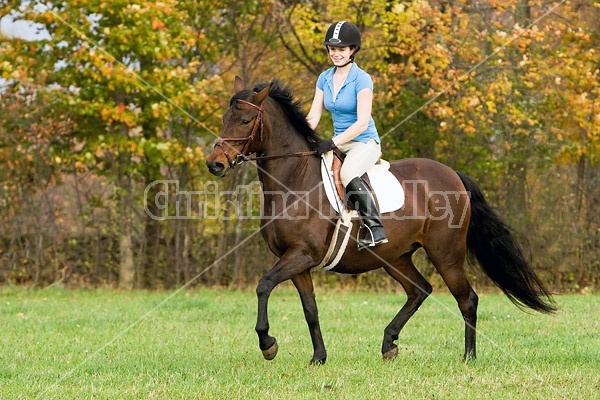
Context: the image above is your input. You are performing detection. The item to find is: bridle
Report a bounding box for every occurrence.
[213,98,315,168]
[213,98,264,168]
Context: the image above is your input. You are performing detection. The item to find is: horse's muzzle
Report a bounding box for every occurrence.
[206,160,227,177]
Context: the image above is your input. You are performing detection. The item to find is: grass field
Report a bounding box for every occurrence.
[0,285,598,399]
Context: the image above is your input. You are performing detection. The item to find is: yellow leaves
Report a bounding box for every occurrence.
[462,119,477,134]
[153,0,175,14]
[121,114,136,127]
[187,59,200,74]
[518,54,530,68]
[468,97,481,108]
[74,160,86,170]
[549,127,564,144]
[127,140,143,156]
[523,80,534,89]
[40,10,55,24]
[482,98,497,114]
[10,69,24,80]
[574,92,589,105]
[100,104,138,127]
[99,62,114,77]
[151,103,161,118]
[430,104,454,119]
[155,142,170,152]
[392,3,406,13]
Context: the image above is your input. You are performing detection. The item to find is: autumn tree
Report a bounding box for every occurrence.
[1,0,222,288]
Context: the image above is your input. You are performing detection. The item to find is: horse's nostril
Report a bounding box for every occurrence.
[206,161,225,176]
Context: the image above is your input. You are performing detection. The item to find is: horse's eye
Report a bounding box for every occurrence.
[241,119,251,126]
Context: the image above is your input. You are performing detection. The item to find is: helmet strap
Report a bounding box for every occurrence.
[336,59,354,68]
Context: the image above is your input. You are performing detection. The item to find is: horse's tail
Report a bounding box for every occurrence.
[456,171,557,313]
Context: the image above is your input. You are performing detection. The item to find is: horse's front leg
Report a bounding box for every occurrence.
[255,251,316,361]
[291,270,327,364]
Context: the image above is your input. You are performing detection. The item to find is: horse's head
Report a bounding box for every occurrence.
[206,76,271,177]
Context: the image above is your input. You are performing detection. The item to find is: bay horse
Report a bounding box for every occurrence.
[205,77,556,365]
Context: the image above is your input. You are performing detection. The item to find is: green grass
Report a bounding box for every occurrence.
[0,285,598,399]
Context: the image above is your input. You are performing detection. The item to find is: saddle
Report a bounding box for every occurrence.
[321,150,404,215]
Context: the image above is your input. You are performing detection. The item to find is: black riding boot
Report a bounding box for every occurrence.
[345,177,388,250]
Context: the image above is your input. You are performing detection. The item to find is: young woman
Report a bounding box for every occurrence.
[307,21,388,250]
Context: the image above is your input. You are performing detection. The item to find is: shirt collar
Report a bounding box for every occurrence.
[324,63,359,84]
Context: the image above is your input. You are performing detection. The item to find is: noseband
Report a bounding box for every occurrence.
[214,98,264,168]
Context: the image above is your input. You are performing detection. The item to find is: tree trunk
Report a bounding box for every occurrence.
[506,160,528,222]
[118,220,135,290]
[113,94,136,290]
[142,178,162,288]
[117,173,136,290]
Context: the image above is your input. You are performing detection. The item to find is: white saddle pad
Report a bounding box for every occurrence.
[320,151,405,214]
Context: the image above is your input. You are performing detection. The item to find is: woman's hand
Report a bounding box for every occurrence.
[314,139,336,156]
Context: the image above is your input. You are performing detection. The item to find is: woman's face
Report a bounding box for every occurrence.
[328,46,354,66]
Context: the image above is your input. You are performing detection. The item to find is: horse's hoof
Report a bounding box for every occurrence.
[382,345,398,360]
[262,340,278,360]
[310,357,326,366]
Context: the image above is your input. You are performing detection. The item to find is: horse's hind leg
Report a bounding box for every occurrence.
[382,254,433,360]
[428,246,478,360]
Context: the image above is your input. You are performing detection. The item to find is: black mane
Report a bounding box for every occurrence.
[232,80,322,145]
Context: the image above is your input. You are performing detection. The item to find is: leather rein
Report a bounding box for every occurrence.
[214,98,316,168]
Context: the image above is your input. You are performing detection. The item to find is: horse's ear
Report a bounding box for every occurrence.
[254,82,272,104]
[234,76,245,94]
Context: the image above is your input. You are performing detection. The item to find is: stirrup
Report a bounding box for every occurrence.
[357,225,388,251]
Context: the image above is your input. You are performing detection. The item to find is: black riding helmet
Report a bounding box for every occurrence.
[323,21,361,53]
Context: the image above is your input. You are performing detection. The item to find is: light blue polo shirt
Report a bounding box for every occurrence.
[316,63,380,144]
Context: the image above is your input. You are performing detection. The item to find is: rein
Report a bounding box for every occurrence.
[242,151,316,162]
[214,98,316,167]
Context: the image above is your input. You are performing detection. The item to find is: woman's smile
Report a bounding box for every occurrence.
[328,46,353,65]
